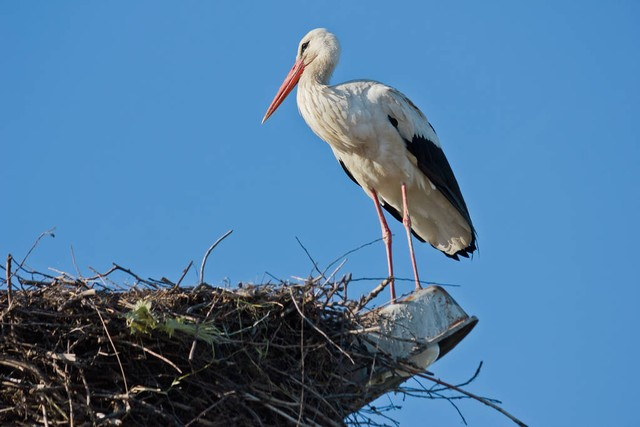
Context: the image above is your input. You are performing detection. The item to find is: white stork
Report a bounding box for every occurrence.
[262,28,476,302]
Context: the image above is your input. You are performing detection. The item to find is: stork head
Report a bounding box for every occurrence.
[296,28,341,76]
[262,28,341,123]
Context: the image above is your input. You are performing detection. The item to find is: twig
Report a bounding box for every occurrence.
[263,271,284,283]
[295,236,323,278]
[446,361,483,390]
[86,264,158,289]
[7,228,55,288]
[356,278,391,311]
[64,341,75,427]
[41,400,49,427]
[343,273,351,303]
[175,260,193,289]
[6,254,12,307]
[323,237,383,275]
[403,380,468,425]
[245,392,321,427]
[70,245,82,279]
[321,273,350,311]
[297,289,305,426]
[92,303,130,403]
[184,395,229,427]
[57,289,96,312]
[321,258,347,287]
[85,265,118,281]
[199,230,233,285]
[410,368,528,427]
[124,342,182,374]
[112,263,158,289]
[288,287,354,364]
[79,369,91,412]
[188,284,222,362]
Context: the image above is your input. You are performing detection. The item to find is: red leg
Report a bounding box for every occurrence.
[402,183,421,290]
[371,189,396,303]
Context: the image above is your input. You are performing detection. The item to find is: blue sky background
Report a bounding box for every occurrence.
[2,2,639,426]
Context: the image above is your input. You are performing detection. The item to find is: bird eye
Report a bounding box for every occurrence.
[300,41,310,55]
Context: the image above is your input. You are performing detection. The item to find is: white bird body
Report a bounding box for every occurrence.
[297,78,473,256]
[263,28,476,301]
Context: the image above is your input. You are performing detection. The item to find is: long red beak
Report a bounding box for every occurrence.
[262,59,305,124]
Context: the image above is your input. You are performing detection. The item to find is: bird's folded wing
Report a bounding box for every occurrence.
[382,87,475,236]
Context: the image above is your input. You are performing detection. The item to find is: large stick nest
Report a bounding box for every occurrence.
[1,269,415,427]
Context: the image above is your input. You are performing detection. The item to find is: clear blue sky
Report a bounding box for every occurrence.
[2,2,639,426]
